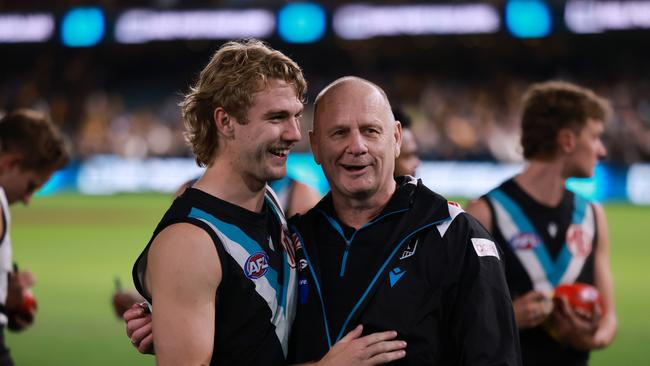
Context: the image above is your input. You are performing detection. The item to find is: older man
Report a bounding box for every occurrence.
[289,77,521,365]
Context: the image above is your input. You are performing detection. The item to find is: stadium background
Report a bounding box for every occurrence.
[1,0,649,364]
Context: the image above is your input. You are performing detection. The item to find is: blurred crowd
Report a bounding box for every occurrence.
[3,72,649,164]
[2,31,650,165]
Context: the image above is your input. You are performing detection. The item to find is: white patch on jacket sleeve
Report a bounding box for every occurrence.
[471,238,500,260]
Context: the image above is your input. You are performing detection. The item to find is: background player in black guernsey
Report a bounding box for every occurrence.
[466,81,617,365]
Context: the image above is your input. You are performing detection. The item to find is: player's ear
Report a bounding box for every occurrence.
[214,107,235,138]
[557,128,576,154]
[309,129,321,165]
[394,121,402,158]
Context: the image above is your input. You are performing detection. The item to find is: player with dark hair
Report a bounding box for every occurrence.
[392,108,420,177]
[466,81,617,366]
[0,109,70,365]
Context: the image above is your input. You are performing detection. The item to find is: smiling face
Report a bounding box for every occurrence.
[230,78,303,187]
[310,79,401,202]
[564,118,607,178]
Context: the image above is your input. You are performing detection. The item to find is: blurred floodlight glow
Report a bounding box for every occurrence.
[278,2,326,43]
[115,9,275,43]
[627,164,650,204]
[566,0,650,33]
[61,7,105,47]
[332,3,500,40]
[0,13,54,43]
[505,0,552,38]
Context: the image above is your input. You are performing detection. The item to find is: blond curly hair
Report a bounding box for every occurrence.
[180,39,307,167]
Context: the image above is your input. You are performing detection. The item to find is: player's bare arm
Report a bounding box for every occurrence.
[591,203,617,348]
[146,223,221,365]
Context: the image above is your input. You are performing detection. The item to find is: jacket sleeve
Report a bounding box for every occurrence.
[443,213,522,366]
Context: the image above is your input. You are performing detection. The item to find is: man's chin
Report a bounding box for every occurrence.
[265,168,287,182]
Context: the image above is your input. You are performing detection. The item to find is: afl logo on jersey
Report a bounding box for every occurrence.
[566,224,592,258]
[509,232,542,250]
[245,252,270,279]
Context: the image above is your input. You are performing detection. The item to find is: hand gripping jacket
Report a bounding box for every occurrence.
[288,177,522,365]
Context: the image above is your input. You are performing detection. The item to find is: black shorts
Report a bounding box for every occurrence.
[0,327,14,366]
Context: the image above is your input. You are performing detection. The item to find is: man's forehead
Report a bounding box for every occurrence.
[316,92,389,126]
[250,80,302,111]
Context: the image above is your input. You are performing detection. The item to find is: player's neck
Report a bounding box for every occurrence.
[194,159,267,213]
[515,160,567,207]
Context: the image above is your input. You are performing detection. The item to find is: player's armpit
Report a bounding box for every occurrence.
[146,223,222,366]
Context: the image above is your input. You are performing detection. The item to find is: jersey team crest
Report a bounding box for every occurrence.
[280,225,298,269]
[566,224,592,257]
[509,232,543,250]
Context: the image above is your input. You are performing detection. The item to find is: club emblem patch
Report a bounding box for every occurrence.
[280,226,298,268]
[244,252,270,279]
[509,232,542,251]
[566,224,592,258]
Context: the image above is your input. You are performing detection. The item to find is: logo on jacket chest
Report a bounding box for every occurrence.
[245,252,270,279]
[400,238,419,260]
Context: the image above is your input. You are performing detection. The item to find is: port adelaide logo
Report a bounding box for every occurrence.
[245,252,270,279]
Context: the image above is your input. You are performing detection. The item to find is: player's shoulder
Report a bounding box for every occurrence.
[153,223,214,250]
[0,204,5,241]
[464,197,493,233]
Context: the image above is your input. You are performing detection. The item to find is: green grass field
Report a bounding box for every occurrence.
[5,194,650,365]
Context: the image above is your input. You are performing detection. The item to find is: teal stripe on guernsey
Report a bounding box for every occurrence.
[551,246,573,285]
[572,193,588,225]
[489,189,556,280]
[188,207,284,311]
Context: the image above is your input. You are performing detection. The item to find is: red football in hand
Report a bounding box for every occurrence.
[20,289,38,315]
[554,283,603,315]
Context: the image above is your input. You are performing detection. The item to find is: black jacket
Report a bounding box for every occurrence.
[289,177,522,365]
